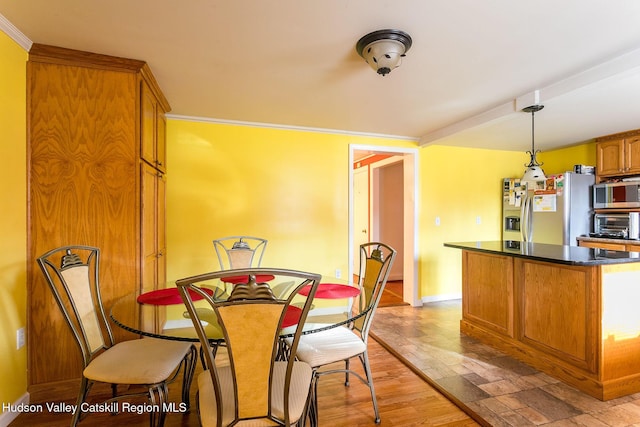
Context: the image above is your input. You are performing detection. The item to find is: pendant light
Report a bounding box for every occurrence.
[521,104,547,183]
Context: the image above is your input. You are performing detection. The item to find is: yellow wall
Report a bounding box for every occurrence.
[0,31,28,411]
[167,119,597,301]
[418,145,595,298]
[419,146,524,297]
[541,142,597,175]
[166,119,415,280]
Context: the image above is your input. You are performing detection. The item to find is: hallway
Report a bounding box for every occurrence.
[371,301,640,426]
[378,280,408,308]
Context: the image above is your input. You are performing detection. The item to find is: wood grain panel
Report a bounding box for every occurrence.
[462,251,513,337]
[515,259,598,373]
[28,60,139,384]
[596,139,624,176]
[141,163,158,294]
[625,136,640,174]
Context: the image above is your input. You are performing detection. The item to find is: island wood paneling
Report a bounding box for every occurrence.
[515,259,598,373]
[459,249,640,400]
[462,251,513,337]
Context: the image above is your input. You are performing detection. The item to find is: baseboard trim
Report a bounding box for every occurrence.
[421,293,461,304]
[0,392,30,427]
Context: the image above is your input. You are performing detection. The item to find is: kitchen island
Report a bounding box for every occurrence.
[445,240,640,400]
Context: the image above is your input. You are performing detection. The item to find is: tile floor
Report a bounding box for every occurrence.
[371,300,640,427]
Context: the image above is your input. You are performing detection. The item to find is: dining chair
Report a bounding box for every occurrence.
[212,236,268,270]
[177,267,320,427]
[291,242,396,425]
[37,245,197,427]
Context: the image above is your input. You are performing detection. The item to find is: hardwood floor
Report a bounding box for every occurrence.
[9,338,478,426]
[378,280,408,308]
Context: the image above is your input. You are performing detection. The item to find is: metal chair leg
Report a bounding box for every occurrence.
[71,377,91,427]
[309,374,319,427]
[360,350,380,424]
[344,359,350,386]
[181,345,197,409]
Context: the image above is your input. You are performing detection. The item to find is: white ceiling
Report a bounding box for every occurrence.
[2,0,640,153]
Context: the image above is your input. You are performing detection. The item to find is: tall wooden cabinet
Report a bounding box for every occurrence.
[27,44,169,392]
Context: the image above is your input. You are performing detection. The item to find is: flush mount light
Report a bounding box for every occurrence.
[356,29,412,76]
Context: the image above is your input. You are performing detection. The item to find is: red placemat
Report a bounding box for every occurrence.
[282,306,302,328]
[221,274,276,284]
[137,287,214,305]
[298,283,360,299]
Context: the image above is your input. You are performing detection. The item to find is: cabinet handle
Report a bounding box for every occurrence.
[157,161,163,167]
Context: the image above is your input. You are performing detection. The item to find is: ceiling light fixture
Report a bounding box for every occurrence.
[521,103,547,183]
[356,29,412,76]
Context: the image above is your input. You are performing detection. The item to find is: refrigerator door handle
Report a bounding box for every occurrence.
[520,196,526,241]
[521,195,531,242]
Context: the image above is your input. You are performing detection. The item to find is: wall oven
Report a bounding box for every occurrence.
[593,181,640,209]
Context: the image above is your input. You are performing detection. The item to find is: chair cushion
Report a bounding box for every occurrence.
[83,338,192,384]
[197,361,312,426]
[293,326,367,368]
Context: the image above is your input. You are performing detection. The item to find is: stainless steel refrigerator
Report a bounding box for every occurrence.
[502,172,594,246]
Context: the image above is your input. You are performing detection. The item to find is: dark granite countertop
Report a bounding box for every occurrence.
[444,240,640,266]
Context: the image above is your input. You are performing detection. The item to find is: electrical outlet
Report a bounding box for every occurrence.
[335,268,342,279]
[476,216,482,225]
[17,328,25,350]
[435,216,441,226]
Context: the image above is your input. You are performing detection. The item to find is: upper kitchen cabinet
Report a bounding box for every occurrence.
[27,44,170,393]
[596,130,640,179]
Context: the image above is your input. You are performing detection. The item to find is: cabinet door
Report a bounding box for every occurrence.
[141,81,157,169]
[516,259,598,373]
[140,80,167,173]
[625,136,640,174]
[462,251,514,337]
[141,163,160,293]
[156,109,167,173]
[596,139,625,176]
[157,172,166,287]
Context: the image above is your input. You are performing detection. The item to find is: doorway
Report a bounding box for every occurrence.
[349,145,419,307]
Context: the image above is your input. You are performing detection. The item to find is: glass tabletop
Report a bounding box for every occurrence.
[109,278,365,343]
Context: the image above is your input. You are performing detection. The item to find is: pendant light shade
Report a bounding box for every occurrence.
[521,104,547,183]
[356,29,412,76]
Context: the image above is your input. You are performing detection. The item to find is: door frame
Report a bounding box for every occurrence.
[348,144,420,307]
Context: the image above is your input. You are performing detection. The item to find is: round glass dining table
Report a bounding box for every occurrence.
[109,278,366,344]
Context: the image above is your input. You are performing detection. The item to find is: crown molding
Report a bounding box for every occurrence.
[0,13,32,51]
[166,114,420,142]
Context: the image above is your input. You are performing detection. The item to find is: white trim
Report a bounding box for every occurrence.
[420,46,640,146]
[0,392,30,427]
[0,13,32,51]
[421,293,462,304]
[348,144,420,307]
[167,114,419,142]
